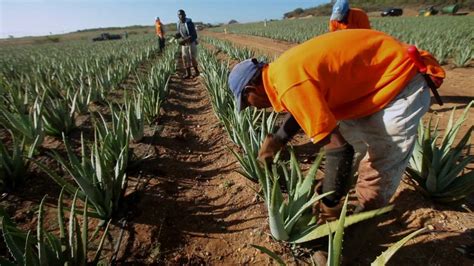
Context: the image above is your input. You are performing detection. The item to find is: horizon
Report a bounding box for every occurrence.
[0,0,328,39]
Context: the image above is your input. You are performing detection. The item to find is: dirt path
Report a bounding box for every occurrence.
[116,54,290,264]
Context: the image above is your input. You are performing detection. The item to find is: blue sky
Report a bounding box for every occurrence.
[0,0,328,38]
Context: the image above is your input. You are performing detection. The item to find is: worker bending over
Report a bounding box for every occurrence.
[329,0,371,31]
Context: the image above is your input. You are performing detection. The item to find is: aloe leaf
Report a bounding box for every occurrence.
[371,227,427,266]
[37,196,48,265]
[291,205,393,243]
[92,220,111,264]
[250,244,286,266]
[1,211,27,264]
[331,197,349,266]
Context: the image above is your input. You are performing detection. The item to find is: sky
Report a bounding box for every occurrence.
[0,0,328,38]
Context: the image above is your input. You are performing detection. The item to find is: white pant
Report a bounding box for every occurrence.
[339,74,430,209]
[181,42,198,68]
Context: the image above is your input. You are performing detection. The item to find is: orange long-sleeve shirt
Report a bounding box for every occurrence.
[329,8,371,32]
[262,29,445,143]
[155,21,165,38]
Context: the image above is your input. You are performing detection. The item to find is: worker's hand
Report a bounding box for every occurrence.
[174,32,181,39]
[258,134,285,166]
[178,39,186,45]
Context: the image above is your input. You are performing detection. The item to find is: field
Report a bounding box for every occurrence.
[0,15,473,265]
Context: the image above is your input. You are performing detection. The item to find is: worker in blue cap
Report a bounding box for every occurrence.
[329,0,371,31]
[227,30,445,219]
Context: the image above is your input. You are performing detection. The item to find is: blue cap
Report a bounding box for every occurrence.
[330,0,349,21]
[228,59,265,111]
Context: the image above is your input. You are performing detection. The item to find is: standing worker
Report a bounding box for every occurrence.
[228,29,445,219]
[155,17,165,52]
[329,0,371,32]
[175,9,199,79]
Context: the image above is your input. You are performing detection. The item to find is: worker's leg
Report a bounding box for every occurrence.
[181,45,192,78]
[159,37,165,52]
[190,43,199,76]
[338,120,367,185]
[354,74,430,210]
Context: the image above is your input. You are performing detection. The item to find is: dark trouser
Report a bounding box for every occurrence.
[158,37,165,52]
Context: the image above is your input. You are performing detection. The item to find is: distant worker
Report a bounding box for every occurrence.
[155,17,165,52]
[329,0,371,32]
[175,9,199,79]
[228,29,445,219]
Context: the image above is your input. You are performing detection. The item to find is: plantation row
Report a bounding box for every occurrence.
[211,16,474,67]
[200,37,474,264]
[0,34,176,264]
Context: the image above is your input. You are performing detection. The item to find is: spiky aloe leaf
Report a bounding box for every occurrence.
[37,196,47,265]
[371,227,427,266]
[0,209,28,264]
[290,205,394,243]
[328,197,349,266]
[268,166,289,241]
[91,220,111,265]
[250,244,286,266]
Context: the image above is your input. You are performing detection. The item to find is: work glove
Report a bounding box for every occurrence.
[258,134,285,166]
[321,143,354,207]
[174,32,181,39]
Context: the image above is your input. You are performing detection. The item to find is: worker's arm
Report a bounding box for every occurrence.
[258,113,300,163]
[275,113,301,142]
[258,79,337,162]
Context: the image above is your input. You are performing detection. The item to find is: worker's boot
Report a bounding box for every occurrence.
[182,68,192,79]
[313,182,344,224]
[193,66,200,77]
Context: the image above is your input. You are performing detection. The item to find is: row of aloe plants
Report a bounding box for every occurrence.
[1,189,111,265]
[199,44,277,184]
[0,35,159,106]
[0,40,176,192]
[0,39,177,264]
[212,16,473,67]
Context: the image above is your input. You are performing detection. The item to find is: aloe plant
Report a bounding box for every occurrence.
[252,197,424,266]
[41,94,76,137]
[0,189,110,265]
[94,109,130,175]
[135,67,171,125]
[0,97,44,148]
[453,44,472,68]
[67,83,91,115]
[407,101,473,203]
[35,133,128,220]
[254,150,394,243]
[0,132,40,191]
[124,92,145,142]
[230,110,278,182]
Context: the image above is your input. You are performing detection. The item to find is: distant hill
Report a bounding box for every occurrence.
[284,0,474,18]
